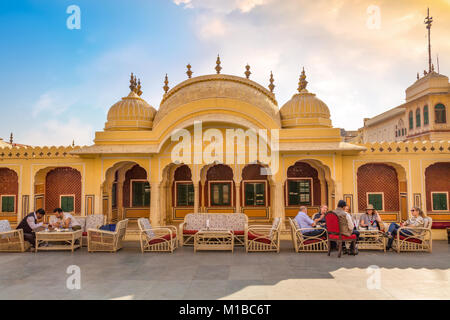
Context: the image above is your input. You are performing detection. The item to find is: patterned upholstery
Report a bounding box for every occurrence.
[85,215,104,231]
[184,213,247,232]
[73,216,86,231]
[138,218,155,238]
[0,220,11,233]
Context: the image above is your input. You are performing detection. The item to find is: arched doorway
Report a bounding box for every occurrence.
[425,162,450,213]
[204,164,235,213]
[0,168,19,223]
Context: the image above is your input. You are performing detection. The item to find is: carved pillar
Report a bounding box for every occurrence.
[235,181,241,213]
[117,178,125,220]
[194,181,200,213]
[273,182,285,228]
[150,182,160,226]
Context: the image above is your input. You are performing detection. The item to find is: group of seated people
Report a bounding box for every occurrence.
[294,200,427,254]
[16,208,81,247]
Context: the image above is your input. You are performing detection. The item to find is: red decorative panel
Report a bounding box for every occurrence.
[285,161,321,206]
[45,167,81,214]
[425,162,450,211]
[174,165,192,181]
[357,163,399,212]
[242,164,269,181]
[0,168,18,213]
[123,165,148,208]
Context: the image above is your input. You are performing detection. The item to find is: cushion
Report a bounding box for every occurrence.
[233,230,244,235]
[86,215,105,231]
[329,234,357,240]
[304,237,326,245]
[82,232,87,236]
[431,222,450,229]
[0,220,11,233]
[149,232,177,245]
[138,218,155,238]
[183,229,198,235]
[73,216,86,231]
[184,213,247,232]
[248,231,271,244]
[399,235,422,244]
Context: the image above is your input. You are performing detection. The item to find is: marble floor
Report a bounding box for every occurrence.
[0,240,449,300]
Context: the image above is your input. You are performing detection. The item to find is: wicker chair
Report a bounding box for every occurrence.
[0,220,30,252]
[137,218,178,253]
[79,215,106,247]
[87,219,128,253]
[325,212,357,258]
[245,218,281,253]
[288,218,328,252]
[392,217,433,253]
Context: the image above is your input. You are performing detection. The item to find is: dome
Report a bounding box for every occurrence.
[105,90,157,131]
[280,69,332,128]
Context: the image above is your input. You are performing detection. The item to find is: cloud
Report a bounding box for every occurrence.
[173,0,271,13]
[32,91,73,117]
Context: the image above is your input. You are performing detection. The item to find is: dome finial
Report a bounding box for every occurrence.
[215,55,222,74]
[268,71,275,93]
[163,74,170,94]
[9,132,13,144]
[129,72,137,92]
[186,64,193,78]
[244,64,251,79]
[136,79,143,96]
[298,67,308,92]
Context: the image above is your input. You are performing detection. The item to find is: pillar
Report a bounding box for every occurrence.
[194,181,200,213]
[150,182,160,226]
[273,182,284,228]
[235,180,241,213]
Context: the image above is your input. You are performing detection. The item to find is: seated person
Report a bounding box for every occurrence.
[294,206,326,238]
[333,201,359,255]
[16,208,47,246]
[52,208,82,230]
[359,204,383,230]
[386,206,425,250]
[312,205,327,227]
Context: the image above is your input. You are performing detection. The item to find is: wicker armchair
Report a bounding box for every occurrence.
[87,219,128,253]
[392,217,433,253]
[288,218,328,252]
[0,220,30,252]
[245,218,281,253]
[137,218,178,253]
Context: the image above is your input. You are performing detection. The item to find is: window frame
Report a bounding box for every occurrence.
[242,180,268,207]
[174,181,194,207]
[366,192,384,212]
[208,181,233,207]
[59,194,75,213]
[0,194,16,214]
[416,108,421,128]
[431,191,449,212]
[434,104,447,124]
[285,178,313,207]
[130,179,151,208]
[423,105,429,125]
[408,111,413,129]
[111,182,117,208]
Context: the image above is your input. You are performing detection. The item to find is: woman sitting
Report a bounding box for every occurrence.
[385,206,425,250]
[359,204,383,231]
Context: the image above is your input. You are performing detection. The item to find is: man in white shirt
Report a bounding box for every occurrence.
[52,208,81,230]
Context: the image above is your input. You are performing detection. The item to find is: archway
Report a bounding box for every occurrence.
[0,168,19,223]
[425,162,450,214]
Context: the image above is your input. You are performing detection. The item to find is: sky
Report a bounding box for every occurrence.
[0,0,449,146]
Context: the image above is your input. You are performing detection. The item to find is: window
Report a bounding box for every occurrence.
[111,183,117,208]
[1,195,15,213]
[408,111,413,129]
[435,104,446,124]
[60,195,74,213]
[131,181,150,207]
[244,182,266,206]
[424,106,429,125]
[416,108,421,128]
[176,183,194,207]
[210,182,232,206]
[287,179,311,206]
[367,193,383,211]
[432,192,448,211]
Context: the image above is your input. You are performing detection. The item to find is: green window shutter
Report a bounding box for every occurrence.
[187,184,194,206]
[177,183,193,206]
[255,183,265,206]
[432,193,448,211]
[245,183,254,206]
[416,109,421,127]
[144,182,150,206]
[368,194,383,211]
[288,180,300,206]
[2,196,15,213]
[61,196,74,212]
[424,106,429,125]
[409,112,413,129]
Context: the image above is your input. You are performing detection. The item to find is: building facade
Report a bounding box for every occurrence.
[0,64,449,238]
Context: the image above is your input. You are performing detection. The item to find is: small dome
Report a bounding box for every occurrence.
[105,91,157,131]
[280,69,332,128]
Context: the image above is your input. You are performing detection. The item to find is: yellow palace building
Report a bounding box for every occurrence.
[0,57,449,239]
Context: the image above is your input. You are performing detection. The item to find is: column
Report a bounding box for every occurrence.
[150,182,160,226]
[194,181,200,213]
[235,180,241,213]
[117,178,124,220]
[273,182,285,228]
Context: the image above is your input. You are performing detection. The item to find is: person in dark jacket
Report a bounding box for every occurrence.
[16,208,47,246]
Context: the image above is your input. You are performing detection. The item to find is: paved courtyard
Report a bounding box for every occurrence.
[0,240,449,300]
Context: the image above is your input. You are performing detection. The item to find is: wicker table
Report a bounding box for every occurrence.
[194,229,234,253]
[357,229,386,252]
[35,229,82,252]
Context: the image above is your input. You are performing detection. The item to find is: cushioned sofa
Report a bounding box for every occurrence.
[179,213,248,246]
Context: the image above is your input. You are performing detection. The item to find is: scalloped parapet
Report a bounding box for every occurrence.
[357,140,450,154]
[0,145,83,159]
